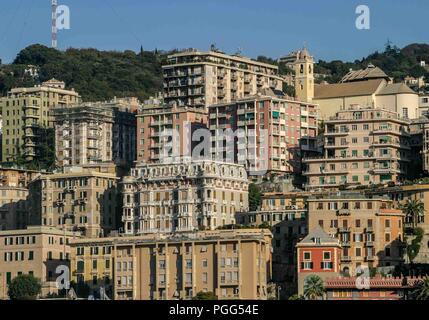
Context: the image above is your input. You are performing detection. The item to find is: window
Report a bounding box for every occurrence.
[28,251,34,260]
[303,252,311,260]
[323,251,331,260]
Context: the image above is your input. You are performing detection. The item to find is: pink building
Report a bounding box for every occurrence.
[209,88,318,176]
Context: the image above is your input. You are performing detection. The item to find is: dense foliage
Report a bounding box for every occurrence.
[192,291,217,300]
[249,183,262,211]
[8,274,42,300]
[0,44,165,101]
[315,43,429,84]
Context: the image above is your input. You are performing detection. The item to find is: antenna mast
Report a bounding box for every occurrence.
[51,0,58,48]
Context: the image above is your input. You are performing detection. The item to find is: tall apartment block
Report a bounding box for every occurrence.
[162,48,283,109]
[0,79,80,162]
[0,226,80,299]
[209,89,318,175]
[307,192,404,276]
[53,98,137,168]
[28,166,120,238]
[303,106,411,190]
[70,229,272,300]
[137,97,207,163]
[121,160,249,235]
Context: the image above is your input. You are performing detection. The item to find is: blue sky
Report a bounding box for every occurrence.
[0,0,427,63]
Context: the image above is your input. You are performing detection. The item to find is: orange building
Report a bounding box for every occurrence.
[296,226,341,296]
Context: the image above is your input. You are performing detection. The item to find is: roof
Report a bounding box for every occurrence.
[341,64,390,83]
[325,276,423,289]
[376,83,416,95]
[314,79,385,99]
[297,226,340,247]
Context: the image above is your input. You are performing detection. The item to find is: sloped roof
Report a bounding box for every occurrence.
[341,64,390,83]
[376,83,416,95]
[314,79,385,99]
[297,226,340,247]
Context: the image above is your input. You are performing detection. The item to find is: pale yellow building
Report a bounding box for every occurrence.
[0,226,81,299]
[307,192,405,276]
[70,229,272,300]
[163,48,283,109]
[313,65,419,120]
[28,165,120,238]
[0,79,81,162]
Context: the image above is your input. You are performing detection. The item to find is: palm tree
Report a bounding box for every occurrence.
[401,199,425,229]
[412,276,429,300]
[303,275,325,300]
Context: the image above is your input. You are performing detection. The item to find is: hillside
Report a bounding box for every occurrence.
[315,43,429,84]
[1,43,428,102]
[0,44,166,101]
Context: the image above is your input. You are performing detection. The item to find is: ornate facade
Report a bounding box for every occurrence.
[121,161,249,235]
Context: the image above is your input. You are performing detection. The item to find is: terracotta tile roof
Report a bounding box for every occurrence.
[325,277,423,289]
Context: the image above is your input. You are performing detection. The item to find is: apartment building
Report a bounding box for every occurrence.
[162,48,283,109]
[296,227,342,296]
[209,88,318,176]
[303,106,411,190]
[0,79,80,162]
[307,192,405,276]
[121,160,249,235]
[137,97,207,163]
[0,226,81,299]
[28,166,120,238]
[53,98,137,168]
[0,168,42,230]
[70,229,272,300]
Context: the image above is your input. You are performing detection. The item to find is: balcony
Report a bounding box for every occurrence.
[325,129,349,136]
[341,256,352,262]
[338,227,351,233]
[365,241,374,247]
[341,241,351,247]
[365,256,375,262]
[365,227,374,233]
[337,209,351,216]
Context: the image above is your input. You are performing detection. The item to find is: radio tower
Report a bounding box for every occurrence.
[51,0,58,49]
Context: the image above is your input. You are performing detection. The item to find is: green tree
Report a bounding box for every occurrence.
[69,280,91,298]
[288,294,305,300]
[407,227,424,263]
[192,291,217,300]
[401,199,425,229]
[412,276,429,300]
[249,184,262,211]
[7,274,42,300]
[303,275,325,300]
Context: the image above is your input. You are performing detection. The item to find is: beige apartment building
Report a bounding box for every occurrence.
[163,48,283,109]
[121,160,249,235]
[307,192,405,276]
[303,106,411,190]
[137,97,207,163]
[0,226,81,299]
[0,79,80,162]
[53,98,137,168]
[0,167,42,230]
[209,88,318,176]
[70,229,272,300]
[28,166,120,238]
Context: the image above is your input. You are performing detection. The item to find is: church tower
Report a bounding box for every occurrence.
[293,48,314,102]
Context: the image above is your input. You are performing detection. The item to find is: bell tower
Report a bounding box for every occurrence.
[294,48,314,102]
